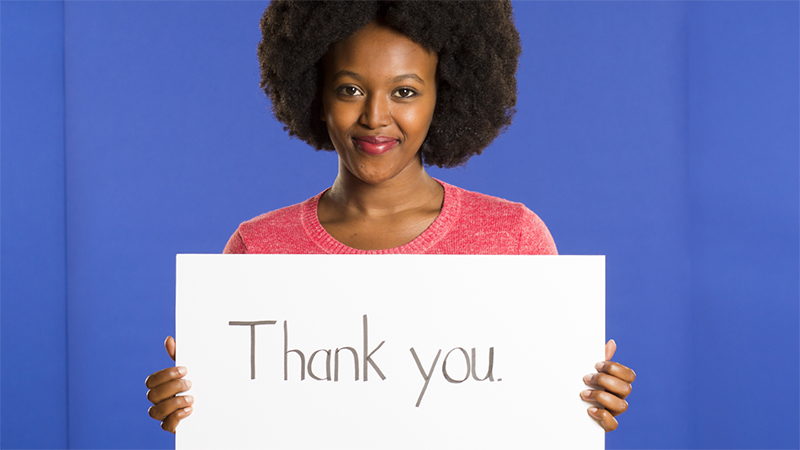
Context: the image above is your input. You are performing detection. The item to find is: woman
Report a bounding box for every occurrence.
[146,0,635,435]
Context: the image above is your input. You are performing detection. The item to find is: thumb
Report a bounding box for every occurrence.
[165,336,177,362]
[605,339,616,361]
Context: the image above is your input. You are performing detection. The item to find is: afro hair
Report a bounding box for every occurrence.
[258,1,521,168]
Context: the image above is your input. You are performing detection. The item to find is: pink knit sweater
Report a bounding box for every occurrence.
[223,181,557,255]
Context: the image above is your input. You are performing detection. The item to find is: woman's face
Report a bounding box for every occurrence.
[321,21,438,185]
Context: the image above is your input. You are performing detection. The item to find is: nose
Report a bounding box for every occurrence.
[360,94,391,129]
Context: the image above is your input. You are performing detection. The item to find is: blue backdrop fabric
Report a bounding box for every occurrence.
[0,1,69,448]
[1,1,798,449]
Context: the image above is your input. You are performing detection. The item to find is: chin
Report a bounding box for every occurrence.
[337,144,423,186]
[351,170,397,185]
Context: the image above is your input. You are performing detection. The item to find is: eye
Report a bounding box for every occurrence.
[392,87,418,99]
[336,85,363,97]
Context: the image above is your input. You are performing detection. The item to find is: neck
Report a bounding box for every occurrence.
[326,155,442,217]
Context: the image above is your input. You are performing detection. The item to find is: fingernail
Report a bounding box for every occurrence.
[581,389,592,399]
[588,407,598,416]
[184,406,193,414]
[177,366,187,375]
[184,395,194,404]
[595,362,604,371]
[583,374,593,384]
[185,379,193,389]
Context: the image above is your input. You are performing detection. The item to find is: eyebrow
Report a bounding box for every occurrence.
[391,73,425,84]
[331,70,425,85]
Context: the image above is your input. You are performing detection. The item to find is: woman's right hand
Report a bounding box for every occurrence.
[145,336,194,433]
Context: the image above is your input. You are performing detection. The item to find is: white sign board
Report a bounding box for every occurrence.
[176,255,605,449]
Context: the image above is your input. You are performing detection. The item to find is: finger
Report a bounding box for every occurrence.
[581,389,628,416]
[145,365,187,390]
[588,407,618,432]
[165,336,176,361]
[584,372,632,399]
[148,395,194,421]
[147,378,192,405]
[160,405,193,434]
[595,360,636,383]
[605,339,616,361]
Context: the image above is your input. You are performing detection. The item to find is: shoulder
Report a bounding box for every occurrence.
[223,195,320,254]
[455,185,529,216]
[239,202,305,233]
[440,182,558,255]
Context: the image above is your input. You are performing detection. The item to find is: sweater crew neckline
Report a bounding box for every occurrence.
[299,180,460,254]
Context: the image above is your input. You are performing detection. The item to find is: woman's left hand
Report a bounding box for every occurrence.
[581,339,636,432]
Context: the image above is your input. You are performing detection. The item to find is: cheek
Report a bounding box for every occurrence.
[324,105,355,140]
[396,104,435,140]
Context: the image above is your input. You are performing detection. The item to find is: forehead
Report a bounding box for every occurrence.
[323,22,437,81]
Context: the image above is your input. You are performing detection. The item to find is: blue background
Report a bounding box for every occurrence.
[2,1,798,449]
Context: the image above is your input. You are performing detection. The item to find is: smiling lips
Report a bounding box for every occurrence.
[353,136,399,155]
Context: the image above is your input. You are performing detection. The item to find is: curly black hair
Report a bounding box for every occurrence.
[258,1,521,168]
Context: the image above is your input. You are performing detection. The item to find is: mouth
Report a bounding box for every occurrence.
[352,136,399,155]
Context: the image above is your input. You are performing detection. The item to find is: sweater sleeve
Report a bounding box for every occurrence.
[516,207,558,255]
[223,229,247,254]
